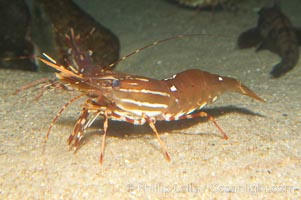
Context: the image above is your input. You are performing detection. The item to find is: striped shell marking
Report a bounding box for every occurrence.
[110,75,171,117]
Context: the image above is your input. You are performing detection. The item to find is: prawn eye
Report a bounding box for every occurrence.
[112,79,120,88]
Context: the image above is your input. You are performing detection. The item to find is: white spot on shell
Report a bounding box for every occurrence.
[218,77,223,81]
[164,74,177,80]
[170,85,177,92]
[163,113,173,121]
[80,55,84,61]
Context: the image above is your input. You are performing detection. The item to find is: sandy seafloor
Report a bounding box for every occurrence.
[1,0,301,199]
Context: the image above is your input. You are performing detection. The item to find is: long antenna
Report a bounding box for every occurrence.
[104,33,231,70]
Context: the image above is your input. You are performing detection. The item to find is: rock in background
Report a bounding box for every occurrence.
[0,0,35,70]
[31,0,120,71]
